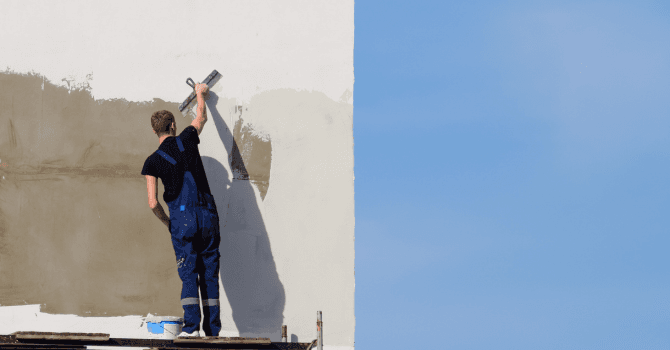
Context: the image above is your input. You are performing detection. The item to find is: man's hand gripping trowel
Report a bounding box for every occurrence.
[178,70,221,118]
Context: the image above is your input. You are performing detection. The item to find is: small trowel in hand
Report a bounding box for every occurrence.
[178,70,221,118]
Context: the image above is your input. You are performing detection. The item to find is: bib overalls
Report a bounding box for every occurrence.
[156,136,222,336]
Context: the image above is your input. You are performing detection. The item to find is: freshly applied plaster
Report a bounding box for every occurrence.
[0,72,184,316]
[230,115,272,199]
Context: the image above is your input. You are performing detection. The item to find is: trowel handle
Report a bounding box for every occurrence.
[186,78,196,89]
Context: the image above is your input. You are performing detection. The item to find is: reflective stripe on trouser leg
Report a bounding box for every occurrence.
[201,297,220,336]
[197,204,222,336]
[202,299,219,306]
[181,297,199,306]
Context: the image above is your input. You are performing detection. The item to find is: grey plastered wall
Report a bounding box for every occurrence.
[0,72,184,316]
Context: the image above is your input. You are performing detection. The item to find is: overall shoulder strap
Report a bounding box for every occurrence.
[176,136,185,152]
[155,136,185,165]
[156,150,177,165]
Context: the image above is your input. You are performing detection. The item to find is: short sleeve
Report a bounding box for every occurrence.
[180,125,200,147]
[141,155,159,177]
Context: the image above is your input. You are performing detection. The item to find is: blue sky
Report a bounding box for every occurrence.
[354,1,670,348]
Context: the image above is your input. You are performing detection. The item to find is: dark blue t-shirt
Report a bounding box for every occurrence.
[141,125,212,203]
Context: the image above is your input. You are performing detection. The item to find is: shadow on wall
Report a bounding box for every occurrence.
[203,92,285,336]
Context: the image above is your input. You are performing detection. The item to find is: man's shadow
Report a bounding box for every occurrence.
[201,92,285,337]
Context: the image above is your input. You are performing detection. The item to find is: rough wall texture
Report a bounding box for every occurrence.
[0,72,184,316]
[230,115,272,199]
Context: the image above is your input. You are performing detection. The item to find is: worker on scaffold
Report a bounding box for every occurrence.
[141,83,221,337]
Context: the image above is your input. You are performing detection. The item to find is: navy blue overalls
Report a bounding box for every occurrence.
[156,136,221,336]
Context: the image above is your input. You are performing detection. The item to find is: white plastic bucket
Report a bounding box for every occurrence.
[145,315,183,339]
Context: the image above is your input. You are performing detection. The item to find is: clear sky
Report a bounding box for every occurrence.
[354,0,670,348]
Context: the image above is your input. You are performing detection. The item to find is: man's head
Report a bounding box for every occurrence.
[151,110,176,137]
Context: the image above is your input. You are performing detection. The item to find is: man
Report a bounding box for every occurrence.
[141,83,221,337]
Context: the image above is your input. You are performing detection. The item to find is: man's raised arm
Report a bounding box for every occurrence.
[190,83,209,135]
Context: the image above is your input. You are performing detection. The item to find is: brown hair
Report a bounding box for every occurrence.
[151,110,175,135]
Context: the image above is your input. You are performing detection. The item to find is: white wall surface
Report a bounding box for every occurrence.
[0,1,354,348]
[0,0,354,104]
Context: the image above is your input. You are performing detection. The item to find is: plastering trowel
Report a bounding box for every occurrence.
[178,70,221,118]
